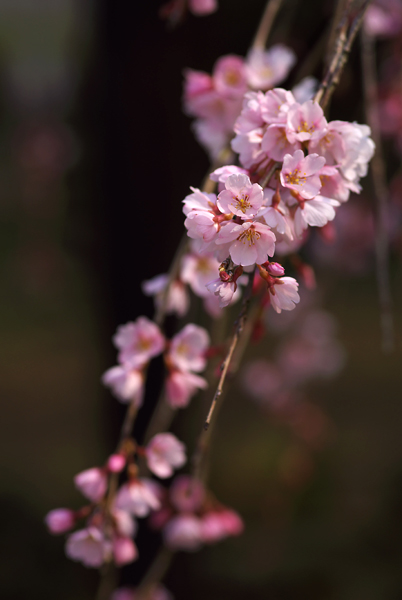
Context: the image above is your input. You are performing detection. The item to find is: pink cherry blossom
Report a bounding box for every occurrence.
[245,45,296,90]
[163,514,203,551]
[268,276,300,314]
[286,100,327,143]
[293,196,339,237]
[142,274,189,318]
[112,536,138,566]
[107,453,126,473]
[113,317,165,368]
[183,69,213,117]
[45,508,75,534]
[292,76,318,103]
[65,527,112,568]
[170,475,206,512]
[309,123,346,165]
[210,165,248,188]
[102,365,144,405]
[165,370,207,408]
[217,173,264,218]
[189,0,218,16]
[205,278,237,307]
[261,123,301,161]
[200,508,244,543]
[113,508,138,538]
[182,187,218,216]
[318,165,351,202]
[260,88,296,124]
[180,251,220,297]
[213,55,247,99]
[115,479,161,517]
[168,324,210,372]
[145,433,187,478]
[261,188,294,239]
[74,467,108,503]
[216,221,276,266]
[280,150,325,199]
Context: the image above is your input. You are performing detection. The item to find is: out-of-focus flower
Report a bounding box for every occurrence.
[145,433,187,478]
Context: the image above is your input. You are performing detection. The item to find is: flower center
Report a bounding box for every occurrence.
[297,120,315,134]
[285,168,306,186]
[137,337,152,352]
[237,228,261,246]
[234,194,251,214]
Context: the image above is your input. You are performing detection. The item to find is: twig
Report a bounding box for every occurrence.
[314,0,372,110]
[191,271,255,482]
[361,28,394,352]
[251,0,285,51]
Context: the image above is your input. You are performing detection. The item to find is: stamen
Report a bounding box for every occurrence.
[237,228,261,246]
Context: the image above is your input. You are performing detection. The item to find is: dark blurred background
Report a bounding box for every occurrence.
[1,0,402,598]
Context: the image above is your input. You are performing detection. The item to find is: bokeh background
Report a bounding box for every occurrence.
[1,0,402,599]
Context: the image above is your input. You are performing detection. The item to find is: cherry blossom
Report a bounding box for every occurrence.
[168,324,210,372]
[268,277,300,314]
[107,454,126,473]
[213,55,247,99]
[112,536,138,566]
[180,251,220,297]
[280,149,325,199]
[205,278,237,307]
[189,0,218,16]
[245,45,296,90]
[102,365,144,404]
[145,433,187,478]
[200,508,244,543]
[293,196,340,237]
[170,475,206,512]
[113,317,165,368]
[142,274,189,318]
[286,100,327,143]
[115,479,162,517]
[165,370,208,408]
[217,173,264,218]
[163,514,204,551]
[65,527,112,568]
[45,508,75,534]
[216,221,276,266]
[74,467,108,503]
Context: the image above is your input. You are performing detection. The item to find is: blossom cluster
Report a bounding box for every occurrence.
[102,316,210,409]
[181,89,374,310]
[150,475,243,551]
[183,45,296,158]
[45,432,186,568]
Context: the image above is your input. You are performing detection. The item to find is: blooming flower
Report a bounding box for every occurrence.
[74,467,108,503]
[217,173,264,218]
[113,317,165,368]
[280,149,325,199]
[216,221,276,266]
[102,365,144,405]
[286,100,327,143]
[168,324,210,372]
[169,475,205,512]
[45,508,75,534]
[165,370,208,408]
[115,479,162,517]
[145,433,187,478]
[163,514,204,551]
[65,527,112,568]
[245,45,296,90]
[268,276,300,313]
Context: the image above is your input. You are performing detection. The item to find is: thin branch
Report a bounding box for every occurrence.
[251,0,285,51]
[191,272,255,482]
[314,0,372,110]
[361,28,394,352]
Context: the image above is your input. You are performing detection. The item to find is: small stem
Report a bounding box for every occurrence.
[136,547,173,595]
[192,271,255,482]
[314,0,372,110]
[361,28,394,352]
[252,0,285,51]
[260,161,281,188]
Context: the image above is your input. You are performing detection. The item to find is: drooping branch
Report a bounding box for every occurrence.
[314,0,372,109]
[251,0,285,51]
[361,28,394,352]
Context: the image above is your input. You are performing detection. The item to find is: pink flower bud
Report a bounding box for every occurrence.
[266,262,285,277]
[74,467,108,503]
[45,508,75,534]
[112,535,138,566]
[107,454,126,473]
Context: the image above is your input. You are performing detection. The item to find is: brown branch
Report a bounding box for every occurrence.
[314,0,373,110]
[361,29,394,352]
[251,0,285,51]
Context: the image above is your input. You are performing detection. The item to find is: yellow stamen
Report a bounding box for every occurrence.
[237,228,261,246]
